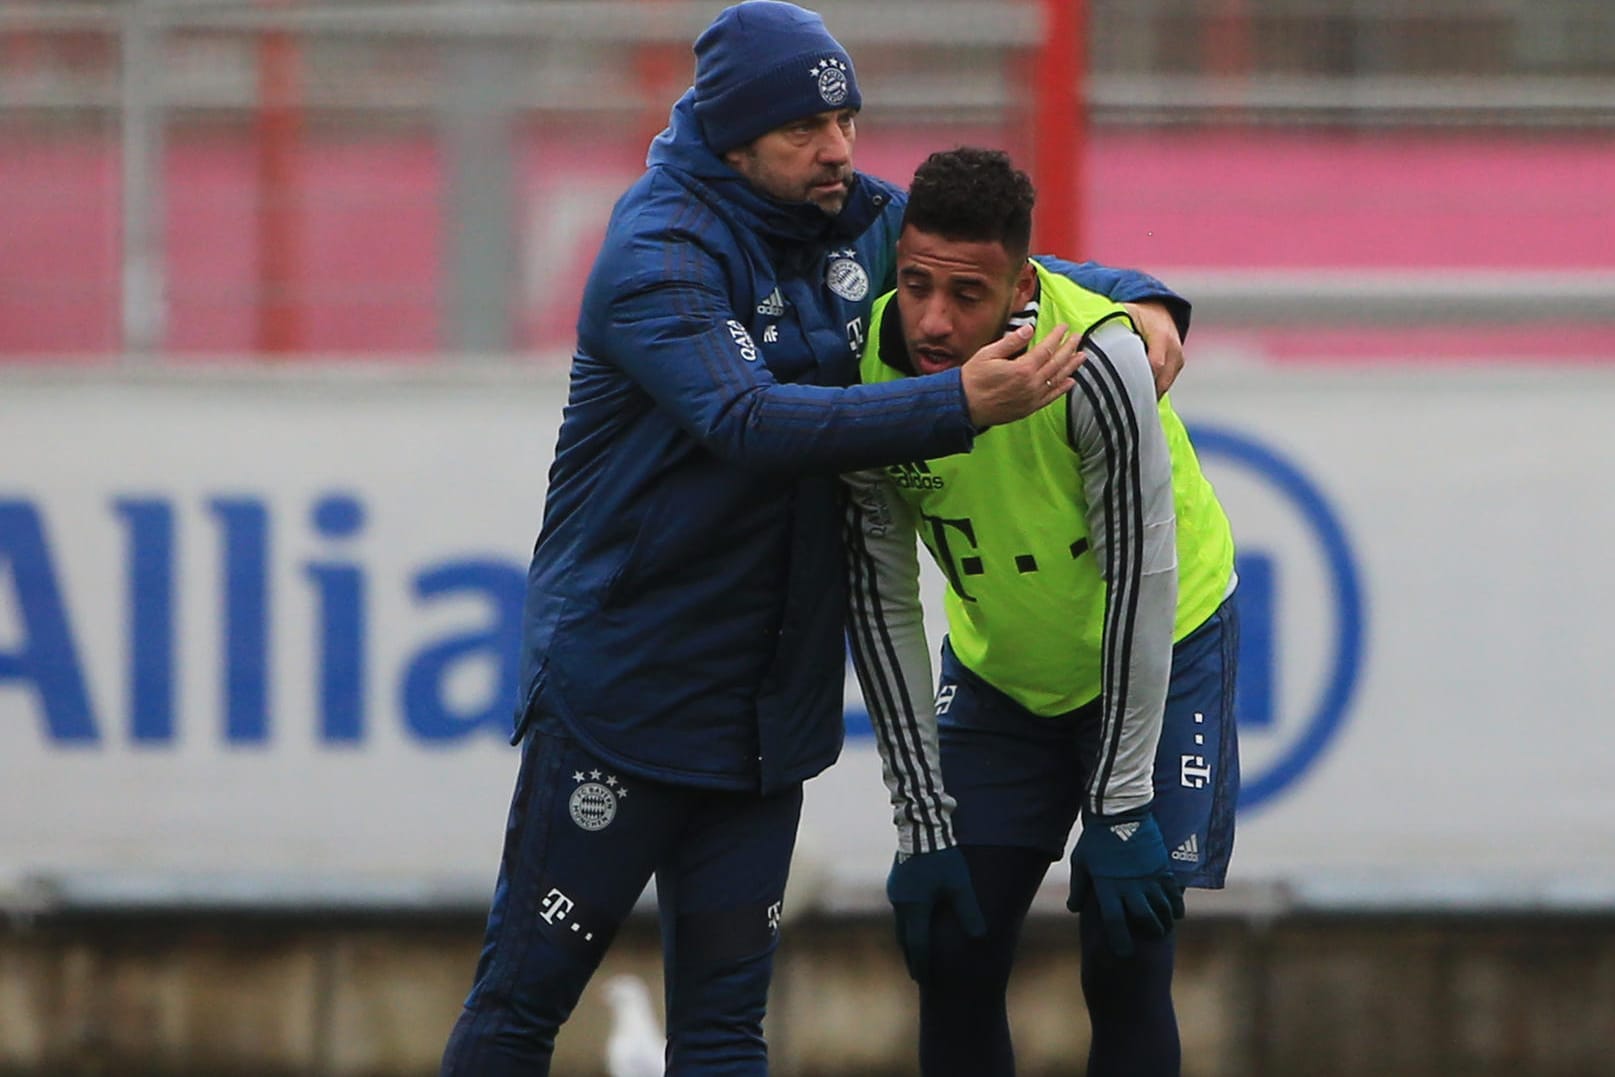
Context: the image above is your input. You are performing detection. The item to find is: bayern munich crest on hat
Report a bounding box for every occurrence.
[810,56,850,106]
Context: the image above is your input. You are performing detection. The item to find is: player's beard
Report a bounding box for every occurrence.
[802,169,853,214]
[734,150,852,216]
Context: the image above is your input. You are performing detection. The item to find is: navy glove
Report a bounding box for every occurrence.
[1068,805,1185,958]
[886,847,986,983]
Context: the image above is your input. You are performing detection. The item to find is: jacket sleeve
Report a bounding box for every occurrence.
[1067,319,1179,817]
[1034,254,1193,343]
[590,232,976,475]
[842,468,956,855]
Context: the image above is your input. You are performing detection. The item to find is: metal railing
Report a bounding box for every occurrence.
[3,0,1613,359]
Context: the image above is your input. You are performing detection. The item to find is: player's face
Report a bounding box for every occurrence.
[725,109,857,215]
[894,227,1037,375]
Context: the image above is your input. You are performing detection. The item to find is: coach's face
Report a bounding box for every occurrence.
[725,108,857,215]
[894,226,1037,376]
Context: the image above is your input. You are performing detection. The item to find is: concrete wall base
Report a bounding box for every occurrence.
[2,909,1612,1076]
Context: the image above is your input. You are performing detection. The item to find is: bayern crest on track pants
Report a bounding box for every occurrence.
[441,709,802,1077]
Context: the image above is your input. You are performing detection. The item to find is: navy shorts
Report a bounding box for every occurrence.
[937,597,1240,889]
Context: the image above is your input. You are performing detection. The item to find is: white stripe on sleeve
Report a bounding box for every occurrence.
[1068,320,1178,817]
[842,468,956,855]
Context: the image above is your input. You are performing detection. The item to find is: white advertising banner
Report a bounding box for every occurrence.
[3,365,1613,909]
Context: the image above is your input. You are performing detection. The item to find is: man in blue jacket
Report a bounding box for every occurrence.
[440,4,1193,1074]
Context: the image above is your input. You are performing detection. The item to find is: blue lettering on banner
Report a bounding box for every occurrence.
[117,498,176,742]
[307,494,367,743]
[841,424,1366,812]
[212,497,272,744]
[402,560,524,742]
[0,501,98,742]
[5,435,1359,792]
[1,493,523,748]
[1188,424,1365,810]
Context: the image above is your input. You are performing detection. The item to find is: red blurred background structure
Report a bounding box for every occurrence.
[1032,0,1083,255]
[255,0,304,354]
[0,0,1612,361]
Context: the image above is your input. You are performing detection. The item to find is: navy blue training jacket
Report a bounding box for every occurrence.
[518,90,1189,794]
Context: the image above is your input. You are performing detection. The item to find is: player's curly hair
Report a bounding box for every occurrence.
[902,146,1035,262]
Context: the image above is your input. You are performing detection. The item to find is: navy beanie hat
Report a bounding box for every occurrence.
[693,1,862,154]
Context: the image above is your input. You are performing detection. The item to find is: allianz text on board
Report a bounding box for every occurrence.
[2,493,524,747]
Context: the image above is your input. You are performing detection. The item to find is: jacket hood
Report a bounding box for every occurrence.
[647,89,887,249]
